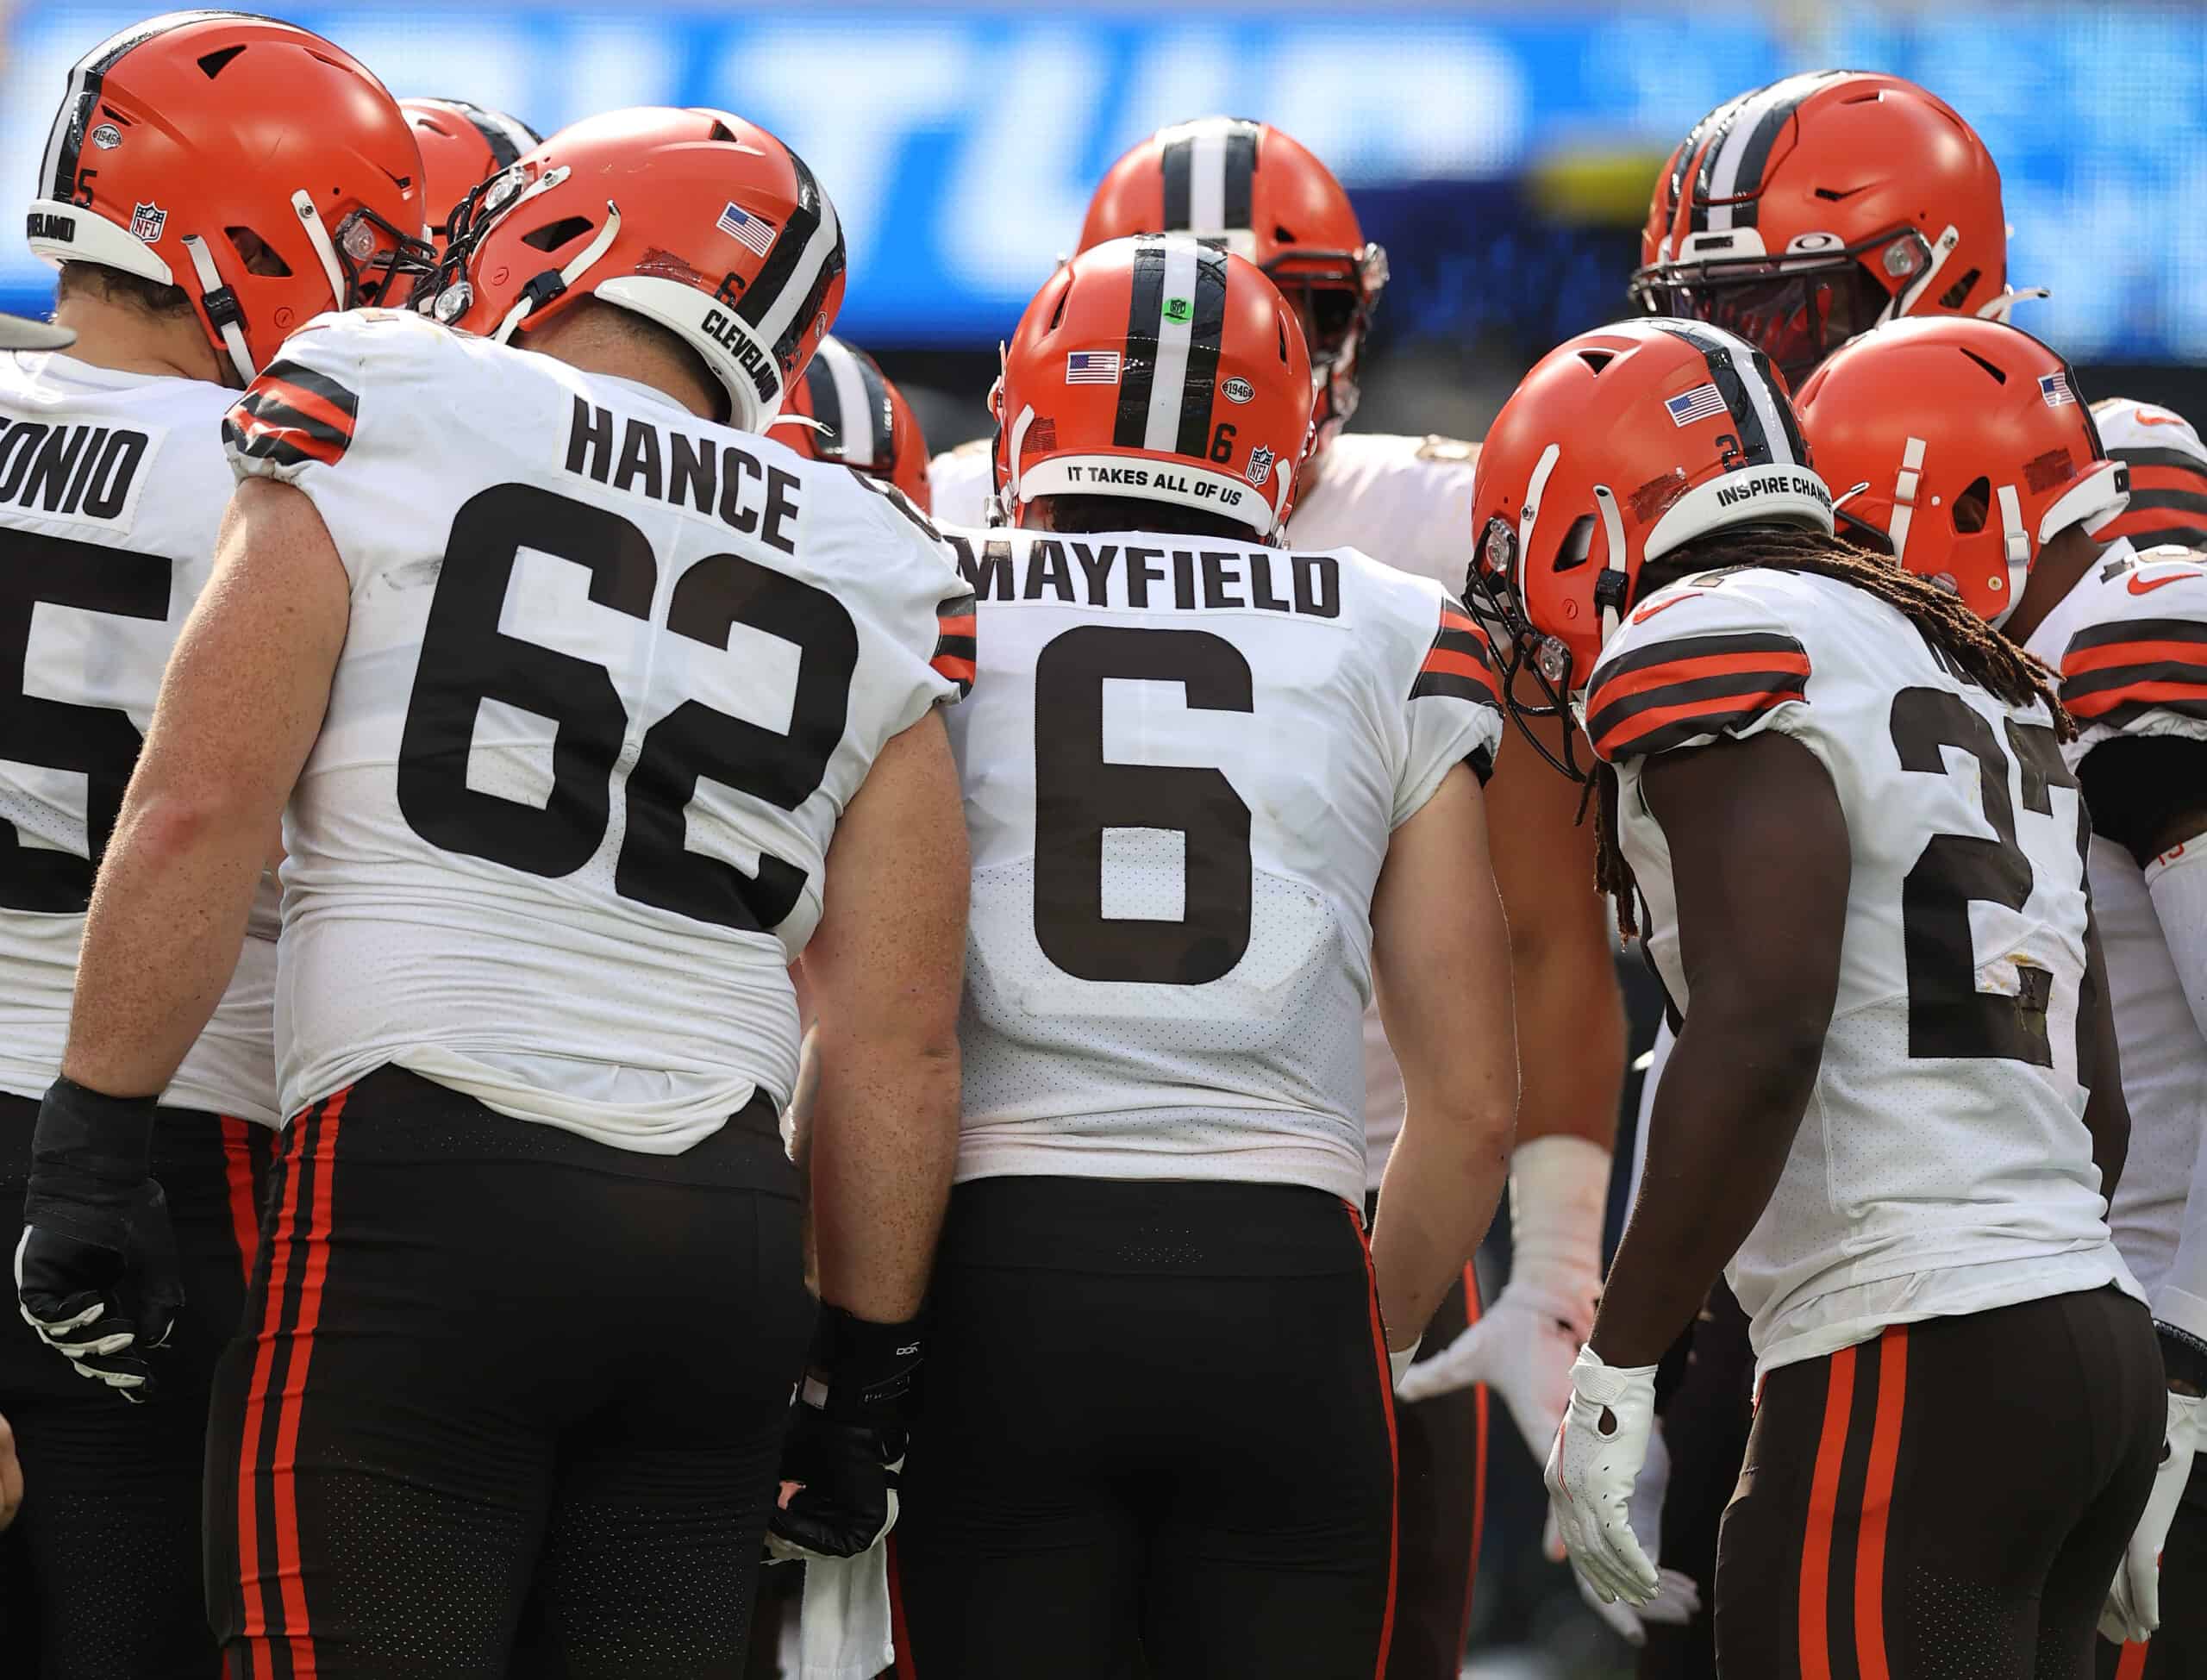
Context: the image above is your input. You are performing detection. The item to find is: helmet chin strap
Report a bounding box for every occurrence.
[1994,481,2030,622]
[1976,285,2050,323]
[998,401,1036,524]
[178,234,255,384]
[1887,224,1960,320]
[495,201,622,341]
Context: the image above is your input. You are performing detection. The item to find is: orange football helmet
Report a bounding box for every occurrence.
[1078,118,1384,456]
[423,107,845,431]
[775,335,932,511]
[994,234,1312,538]
[1793,318,2127,627]
[27,11,432,386]
[1468,317,1833,767]
[2089,396,2207,554]
[1631,72,2009,385]
[401,97,542,252]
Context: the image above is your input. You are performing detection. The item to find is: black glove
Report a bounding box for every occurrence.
[766,1304,923,1561]
[16,1077,180,1402]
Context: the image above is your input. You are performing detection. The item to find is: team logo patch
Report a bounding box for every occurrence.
[1066,351,1121,385]
[1222,377,1254,404]
[716,201,776,257]
[128,202,166,243]
[2039,371,2076,408]
[90,123,122,151]
[1665,383,1726,427]
[1245,444,1275,487]
[1162,296,1192,323]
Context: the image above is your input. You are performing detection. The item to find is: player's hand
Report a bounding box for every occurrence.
[15,1078,180,1402]
[0,1410,22,1531]
[1570,1423,1701,1643]
[2099,1387,2202,1643]
[1396,1265,1595,1466]
[1545,1344,1662,1608]
[766,1305,923,1562]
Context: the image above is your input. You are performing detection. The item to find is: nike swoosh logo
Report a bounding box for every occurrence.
[2129,570,2198,595]
[1632,592,1700,624]
[2134,409,2186,427]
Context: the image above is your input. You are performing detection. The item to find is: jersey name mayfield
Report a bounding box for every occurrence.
[224,310,968,1150]
[1587,566,2136,1374]
[0,351,277,1121]
[942,524,1502,1205]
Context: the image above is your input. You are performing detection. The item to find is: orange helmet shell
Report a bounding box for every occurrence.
[1470,319,1833,692]
[1633,72,2007,384]
[777,335,932,513]
[1078,119,1385,455]
[28,11,432,384]
[429,106,845,433]
[1794,318,2126,627]
[996,234,1313,538]
[401,97,541,252]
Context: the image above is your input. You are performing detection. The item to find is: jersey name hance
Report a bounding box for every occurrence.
[0,350,277,1122]
[942,524,1502,1206]
[1588,565,2137,1375]
[224,310,968,1150]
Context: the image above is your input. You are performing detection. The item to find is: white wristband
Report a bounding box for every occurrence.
[1508,1135,1610,1310]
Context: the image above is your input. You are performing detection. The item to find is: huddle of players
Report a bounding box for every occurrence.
[0,16,2202,1680]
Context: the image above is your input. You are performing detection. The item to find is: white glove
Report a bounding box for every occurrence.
[1395,1136,1606,1471]
[2099,1388,2202,1644]
[1570,1422,1701,1643]
[1545,1343,1662,1608]
[1388,1338,1422,1390]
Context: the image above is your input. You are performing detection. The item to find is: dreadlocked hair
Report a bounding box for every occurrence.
[1591,522,2072,940]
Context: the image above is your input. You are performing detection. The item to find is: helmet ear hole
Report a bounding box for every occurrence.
[1953,476,1991,534]
[1554,515,1596,571]
[1938,268,1981,311]
[226,228,290,277]
[522,216,594,253]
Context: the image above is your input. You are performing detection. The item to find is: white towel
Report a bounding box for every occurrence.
[797,1545,894,1680]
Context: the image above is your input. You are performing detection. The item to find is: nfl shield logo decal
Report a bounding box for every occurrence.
[128,202,167,243]
[1245,445,1275,488]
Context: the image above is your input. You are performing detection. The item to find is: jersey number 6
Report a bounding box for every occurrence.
[397,483,856,932]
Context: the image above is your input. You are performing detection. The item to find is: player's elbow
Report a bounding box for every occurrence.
[109,782,255,875]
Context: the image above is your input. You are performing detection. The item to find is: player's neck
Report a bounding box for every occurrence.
[2004,528,2099,646]
[48,294,227,385]
[525,310,720,422]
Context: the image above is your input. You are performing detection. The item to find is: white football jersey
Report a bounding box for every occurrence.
[928,428,1482,1189]
[0,351,277,1123]
[942,525,1504,1206]
[1590,565,2137,1375]
[225,311,968,1152]
[2021,540,2207,1297]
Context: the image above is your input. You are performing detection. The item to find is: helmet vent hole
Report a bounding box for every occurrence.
[522,216,594,253]
[1279,315,1289,360]
[1575,350,1616,374]
[1959,347,2005,384]
[1273,225,1295,244]
[226,228,291,278]
[1939,269,1982,311]
[1047,290,1069,332]
[1554,515,1596,572]
[197,44,247,78]
[707,119,736,142]
[1814,186,1848,201]
[1954,478,1991,534]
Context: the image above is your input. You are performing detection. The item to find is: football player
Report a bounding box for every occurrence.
[1795,318,2207,1674]
[1473,315,2158,1677]
[891,233,1519,1677]
[1614,71,2033,1665]
[1,16,428,1677]
[775,334,932,510]
[2090,397,2207,556]
[16,106,972,1676]
[934,116,1622,1671]
[399,96,543,254]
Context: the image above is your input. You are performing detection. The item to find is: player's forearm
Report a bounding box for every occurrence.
[1371,1089,1513,1348]
[806,1034,960,1323]
[1509,912,1625,1152]
[1590,998,1818,1369]
[63,787,266,1100]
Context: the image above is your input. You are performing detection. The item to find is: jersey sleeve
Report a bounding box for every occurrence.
[815,469,975,735]
[924,437,998,529]
[2059,557,2207,746]
[1583,584,1812,766]
[1392,589,1505,826]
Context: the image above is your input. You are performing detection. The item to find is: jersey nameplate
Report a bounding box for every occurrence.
[0,412,161,533]
[956,534,1344,621]
[563,397,802,556]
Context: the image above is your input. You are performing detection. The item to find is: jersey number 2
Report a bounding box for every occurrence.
[1033,626,1254,985]
[1890,687,2086,1064]
[397,484,856,931]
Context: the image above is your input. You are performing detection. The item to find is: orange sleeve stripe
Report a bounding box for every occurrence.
[1591,647,1812,710]
[2061,637,2207,676]
[253,375,358,440]
[229,409,346,467]
[2123,463,2207,496]
[936,614,976,638]
[1594,685,1799,756]
[2066,676,2207,719]
[930,654,977,683]
[1438,609,1480,637]
[1419,647,1500,689]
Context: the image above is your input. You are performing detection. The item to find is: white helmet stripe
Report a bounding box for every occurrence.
[741,151,842,383]
[1141,238,1201,453]
[41,12,255,203]
[1187,126,1229,235]
[817,337,878,467]
[1702,72,1841,234]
